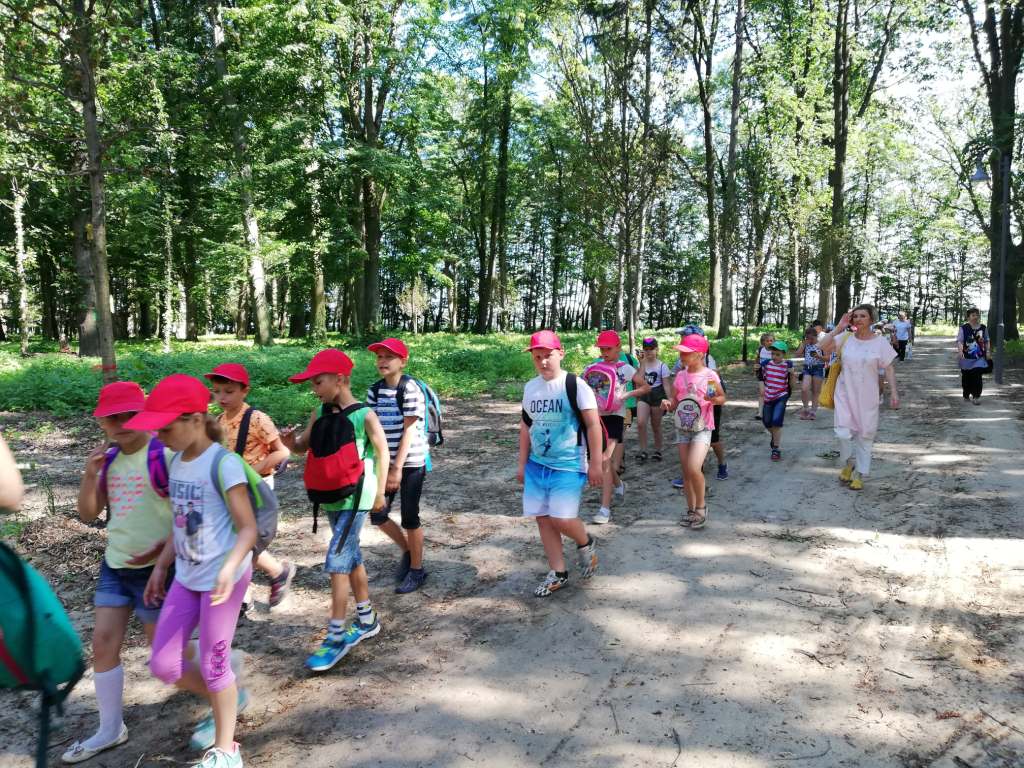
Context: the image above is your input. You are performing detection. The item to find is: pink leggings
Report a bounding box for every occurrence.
[149,568,251,693]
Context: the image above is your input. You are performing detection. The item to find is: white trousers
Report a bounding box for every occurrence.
[835,427,874,476]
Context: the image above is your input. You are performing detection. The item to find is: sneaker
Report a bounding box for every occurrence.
[771,448,781,462]
[62,724,129,764]
[753,412,762,420]
[671,477,685,490]
[395,568,427,594]
[849,472,864,491]
[799,409,810,420]
[593,507,611,525]
[809,410,817,420]
[190,688,250,751]
[191,744,243,768]
[614,481,626,498]
[839,464,853,483]
[305,638,348,673]
[268,561,295,608]
[716,464,728,480]
[577,538,597,579]
[534,570,568,597]
[394,550,412,585]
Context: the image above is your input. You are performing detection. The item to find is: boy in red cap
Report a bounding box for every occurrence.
[204,363,294,609]
[63,382,175,765]
[365,338,429,594]
[281,349,390,672]
[591,330,650,525]
[519,330,603,596]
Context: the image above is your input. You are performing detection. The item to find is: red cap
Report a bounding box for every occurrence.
[525,330,562,351]
[596,330,621,348]
[288,349,354,383]
[203,363,250,386]
[367,338,409,360]
[93,381,146,418]
[674,334,710,354]
[122,374,211,431]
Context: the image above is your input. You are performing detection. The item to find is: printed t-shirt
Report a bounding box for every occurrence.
[803,344,824,368]
[218,406,279,475]
[957,324,989,370]
[893,320,912,341]
[673,367,721,431]
[366,378,426,467]
[317,404,379,513]
[522,372,598,473]
[762,360,792,401]
[104,445,174,570]
[168,444,251,591]
[642,361,671,389]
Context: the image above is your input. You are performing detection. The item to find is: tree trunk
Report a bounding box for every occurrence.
[717,0,743,338]
[493,86,513,331]
[162,198,174,353]
[12,179,30,356]
[73,208,101,355]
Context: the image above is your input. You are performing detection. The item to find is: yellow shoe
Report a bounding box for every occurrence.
[840,464,854,483]
[849,472,863,491]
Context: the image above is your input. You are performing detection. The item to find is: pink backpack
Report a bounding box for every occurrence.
[582,361,625,412]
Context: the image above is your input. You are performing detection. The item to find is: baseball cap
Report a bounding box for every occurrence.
[367,337,409,360]
[288,349,354,383]
[122,374,211,431]
[770,340,789,352]
[674,334,710,354]
[93,381,146,418]
[203,363,250,386]
[596,330,621,348]
[641,336,658,348]
[525,330,562,351]
[676,324,705,337]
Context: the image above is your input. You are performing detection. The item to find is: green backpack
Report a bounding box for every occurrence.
[0,541,85,767]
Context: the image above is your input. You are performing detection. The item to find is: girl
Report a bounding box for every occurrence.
[661,333,726,529]
[755,333,775,420]
[957,307,990,403]
[62,382,173,765]
[795,327,826,419]
[127,374,258,768]
[636,337,670,463]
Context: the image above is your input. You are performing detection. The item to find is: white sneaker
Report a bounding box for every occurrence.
[593,507,611,525]
[614,481,626,498]
[62,723,128,764]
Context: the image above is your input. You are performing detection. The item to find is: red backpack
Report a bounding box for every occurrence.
[303,403,367,539]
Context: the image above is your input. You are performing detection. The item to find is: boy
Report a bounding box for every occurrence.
[282,349,390,672]
[591,330,650,525]
[366,337,429,594]
[519,331,603,597]
[760,341,798,461]
[204,363,295,609]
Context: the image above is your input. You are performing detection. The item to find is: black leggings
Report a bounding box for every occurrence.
[897,340,908,361]
[962,368,983,399]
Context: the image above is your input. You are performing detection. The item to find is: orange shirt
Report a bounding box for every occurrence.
[218,406,279,476]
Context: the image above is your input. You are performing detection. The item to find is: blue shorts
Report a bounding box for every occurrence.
[762,396,789,429]
[803,365,825,379]
[95,559,164,624]
[523,459,586,520]
[324,508,367,574]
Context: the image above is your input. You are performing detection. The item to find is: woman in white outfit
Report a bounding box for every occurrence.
[818,304,900,490]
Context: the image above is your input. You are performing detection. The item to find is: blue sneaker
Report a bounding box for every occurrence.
[671,477,685,490]
[716,464,729,480]
[395,568,427,594]
[305,638,349,673]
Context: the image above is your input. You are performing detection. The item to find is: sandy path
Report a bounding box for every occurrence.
[2,336,1022,767]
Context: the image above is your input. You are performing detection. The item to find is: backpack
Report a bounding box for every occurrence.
[674,393,707,433]
[98,437,169,507]
[520,374,607,460]
[195,445,280,557]
[303,403,368,544]
[0,541,85,768]
[233,407,289,476]
[370,375,443,469]
[582,361,625,412]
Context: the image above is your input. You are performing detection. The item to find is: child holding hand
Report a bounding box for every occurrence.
[795,329,826,419]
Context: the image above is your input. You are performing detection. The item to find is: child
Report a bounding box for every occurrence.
[590,330,650,525]
[365,337,429,594]
[760,341,798,460]
[755,332,775,419]
[204,363,294,609]
[661,334,725,529]
[62,382,173,765]
[635,337,670,463]
[128,375,258,768]
[281,349,389,673]
[518,330,603,597]
[794,328,826,419]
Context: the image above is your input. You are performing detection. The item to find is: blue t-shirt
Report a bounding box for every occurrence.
[521,372,597,473]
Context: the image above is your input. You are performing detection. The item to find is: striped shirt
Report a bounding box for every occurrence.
[366,377,427,468]
[762,360,792,401]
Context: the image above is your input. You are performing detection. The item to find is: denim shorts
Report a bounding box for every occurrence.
[803,365,825,379]
[762,396,789,428]
[675,428,713,446]
[324,508,367,575]
[95,559,165,624]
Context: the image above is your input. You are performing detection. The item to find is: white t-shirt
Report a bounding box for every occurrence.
[168,444,251,592]
[894,320,912,341]
[522,372,598,473]
[642,360,671,390]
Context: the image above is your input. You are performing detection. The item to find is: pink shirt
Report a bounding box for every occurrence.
[674,367,722,430]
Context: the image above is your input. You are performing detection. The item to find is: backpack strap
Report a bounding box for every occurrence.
[235,407,255,456]
[146,438,169,497]
[97,445,120,504]
[208,444,229,502]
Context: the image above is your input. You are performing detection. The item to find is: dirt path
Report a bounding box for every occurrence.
[2,336,1022,767]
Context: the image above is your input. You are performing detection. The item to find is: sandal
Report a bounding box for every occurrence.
[638,451,649,463]
[651,450,662,462]
[690,506,708,530]
[680,509,696,527]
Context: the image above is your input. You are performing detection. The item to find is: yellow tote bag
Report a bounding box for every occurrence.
[818,334,849,410]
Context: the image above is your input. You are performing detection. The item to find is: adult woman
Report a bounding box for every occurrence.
[957,307,991,403]
[819,304,899,491]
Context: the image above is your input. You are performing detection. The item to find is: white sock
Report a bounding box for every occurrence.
[82,665,124,749]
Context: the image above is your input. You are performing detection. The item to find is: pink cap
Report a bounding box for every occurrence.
[674,334,710,354]
[93,381,146,418]
[288,349,354,383]
[367,338,410,360]
[122,375,211,431]
[525,330,563,351]
[596,330,621,348]
[203,363,250,386]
